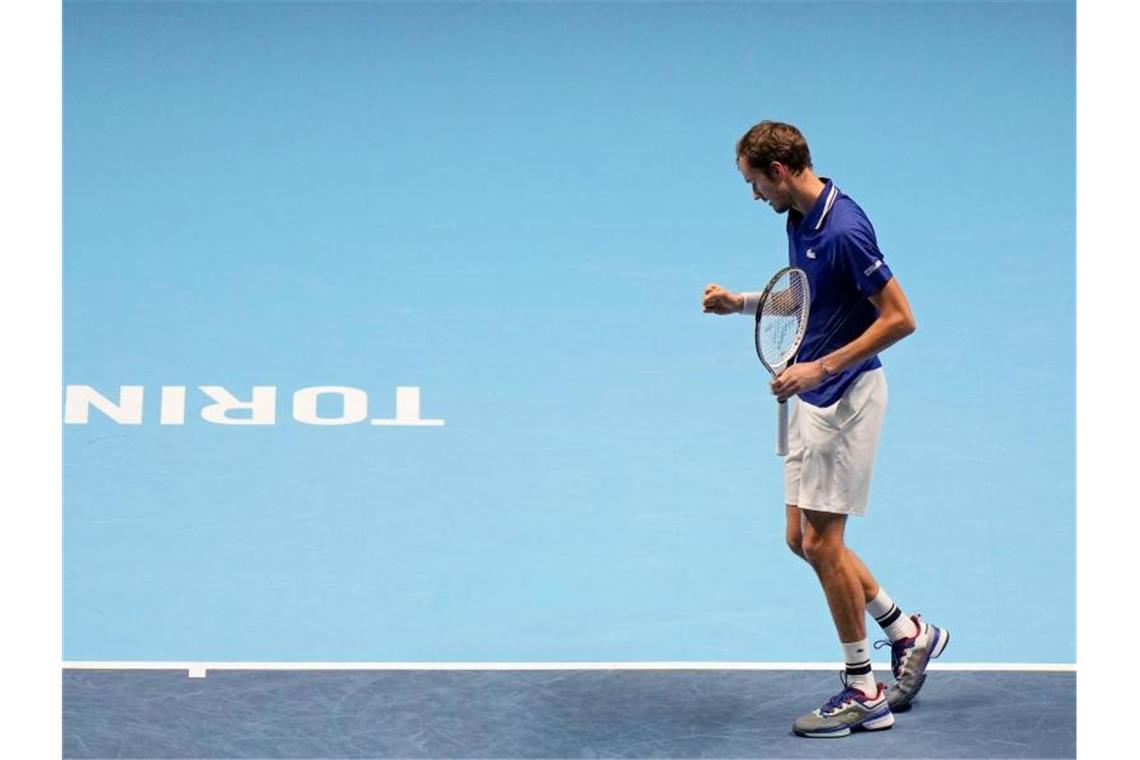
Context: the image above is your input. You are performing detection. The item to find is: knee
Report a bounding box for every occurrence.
[801,531,844,569]
[785,531,805,560]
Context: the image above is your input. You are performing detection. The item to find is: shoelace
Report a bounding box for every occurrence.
[821,672,867,713]
[874,637,916,679]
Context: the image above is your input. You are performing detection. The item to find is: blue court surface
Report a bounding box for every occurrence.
[63,668,1074,759]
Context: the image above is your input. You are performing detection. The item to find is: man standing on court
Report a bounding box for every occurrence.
[702,121,949,738]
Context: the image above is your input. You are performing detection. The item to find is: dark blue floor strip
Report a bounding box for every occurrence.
[63,668,1075,759]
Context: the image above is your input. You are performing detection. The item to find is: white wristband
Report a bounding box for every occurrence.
[741,291,762,317]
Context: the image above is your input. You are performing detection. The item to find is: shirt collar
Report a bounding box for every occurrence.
[797,178,839,232]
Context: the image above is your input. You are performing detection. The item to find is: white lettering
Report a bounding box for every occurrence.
[292,386,369,426]
[199,386,277,425]
[64,385,144,424]
[371,386,445,427]
[62,385,445,427]
[160,386,186,425]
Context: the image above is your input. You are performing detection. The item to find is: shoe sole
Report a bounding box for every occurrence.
[889,625,951,710]
[794,709,895,738]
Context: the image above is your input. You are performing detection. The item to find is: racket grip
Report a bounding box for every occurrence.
[776,399,789,456]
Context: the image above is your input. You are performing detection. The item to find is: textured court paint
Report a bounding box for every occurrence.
[62,669,1076,759]
[61,661,1076,673]
[64,2,1075,663]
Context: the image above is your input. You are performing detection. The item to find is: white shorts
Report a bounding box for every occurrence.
[783,368,887,517]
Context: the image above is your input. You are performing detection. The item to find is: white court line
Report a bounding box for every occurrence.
[63,661,1077,678]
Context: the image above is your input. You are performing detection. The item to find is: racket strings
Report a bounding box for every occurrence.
[756,272,809,367]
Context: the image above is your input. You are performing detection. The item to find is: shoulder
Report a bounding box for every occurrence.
[828,195,876,238]
[818,197,877,259]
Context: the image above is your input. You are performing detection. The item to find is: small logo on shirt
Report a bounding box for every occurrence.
[863,259,883,276]
[805,248,817,259]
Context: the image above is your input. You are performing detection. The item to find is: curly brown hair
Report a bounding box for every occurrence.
[736,121,813,178]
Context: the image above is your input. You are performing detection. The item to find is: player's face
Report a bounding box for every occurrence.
[738,156,792,214]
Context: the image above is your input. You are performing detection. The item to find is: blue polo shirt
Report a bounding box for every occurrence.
[786,179,893,408]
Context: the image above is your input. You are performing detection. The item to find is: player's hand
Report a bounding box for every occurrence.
[771,361,827,401]
[702,284,743,315]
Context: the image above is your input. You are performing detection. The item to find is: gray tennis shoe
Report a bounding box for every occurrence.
[877,613,951,710]
[792,675,894,738]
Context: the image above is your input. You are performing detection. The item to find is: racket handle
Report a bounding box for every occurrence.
[776,398,789,457]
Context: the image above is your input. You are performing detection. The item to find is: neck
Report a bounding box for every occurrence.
[788,170,827,216]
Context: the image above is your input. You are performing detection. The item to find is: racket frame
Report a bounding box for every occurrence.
[753,265,811,456]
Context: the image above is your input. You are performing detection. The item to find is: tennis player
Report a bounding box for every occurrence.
[702,121,949,738]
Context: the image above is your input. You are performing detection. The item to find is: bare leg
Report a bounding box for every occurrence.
[787,504,879,604]
[800,508,866,643]
[846,548,880,604]
[785,504,807,558]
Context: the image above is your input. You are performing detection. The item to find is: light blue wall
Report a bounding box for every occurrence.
[64,1,1075,663]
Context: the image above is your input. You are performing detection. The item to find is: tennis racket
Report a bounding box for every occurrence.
[754,266,811,456]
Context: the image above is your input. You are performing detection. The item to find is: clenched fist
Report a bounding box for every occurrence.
[702,283,743,315]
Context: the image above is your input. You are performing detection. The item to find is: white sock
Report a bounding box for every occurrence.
[842,639,876,697]
[866,587,919,642]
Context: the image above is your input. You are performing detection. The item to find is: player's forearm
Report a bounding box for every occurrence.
[817,312,915,376]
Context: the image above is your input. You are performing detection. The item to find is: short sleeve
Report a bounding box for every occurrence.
[839,217,893,297]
